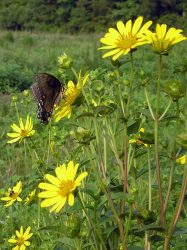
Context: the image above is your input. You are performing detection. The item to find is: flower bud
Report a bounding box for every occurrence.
[164,80,185,101]
[12,95,18,102]
[23,90,29,97]
[58,53,73,69]
[64,214,81,237]
[177,134,187,149]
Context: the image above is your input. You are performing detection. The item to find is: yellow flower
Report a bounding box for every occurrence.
[7,116,35,144]
[176,155,186,165]
[99,16,152,60]
[55,72,89,122]
[145,23,187,54]
[38,161,88,213]
[1,181,22,207]
[25,189,36,205]
[129,128,148,147]
[8,226,33,250]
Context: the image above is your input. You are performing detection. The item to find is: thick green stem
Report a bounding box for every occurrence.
[164,168,187,249]
[123,52,134,195]
[154,55,165,227]
[46,119,51,165]
[145,145,151,250]
[147,145,152,211]
[164,78,187,249]
[163,100,178,213]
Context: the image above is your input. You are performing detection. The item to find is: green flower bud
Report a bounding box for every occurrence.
[72,127,95,144]
[23,90,29,97]
[123,79,130,86]
[12,95,18,102]
[64,214,81,237]
[111,59,122,67]
[58,53,73,69]
[164,80,185,101]
[177,134,187,149]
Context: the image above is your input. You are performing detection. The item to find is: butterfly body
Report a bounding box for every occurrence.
[31,73,64,124]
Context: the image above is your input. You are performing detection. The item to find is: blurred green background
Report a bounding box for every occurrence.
[0,0,187,93]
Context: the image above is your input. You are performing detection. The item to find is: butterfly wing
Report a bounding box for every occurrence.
[31,73,64,124]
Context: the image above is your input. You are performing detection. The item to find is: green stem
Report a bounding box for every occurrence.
[29,138,43,177]
[164,100,179,213]
[144,87,155,120]
[154,54,165,227]
[37,199,41,229]
[78,192,107,250]
[159,98,172,121]
[71,67,79,80]
[163,163,175,213]
[14,101,20,122]
[147,145,152,211]
[123,52,134,204]
[46,119,52,165]
[163,77,187,249]
[145,145,151,250]
[88,145,127,248]
[93,117,106,178]
[163,167,187,249]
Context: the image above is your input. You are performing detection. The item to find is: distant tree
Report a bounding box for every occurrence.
[0,0,186,32]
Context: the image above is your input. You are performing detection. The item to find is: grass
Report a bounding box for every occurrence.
[0,29,187,249]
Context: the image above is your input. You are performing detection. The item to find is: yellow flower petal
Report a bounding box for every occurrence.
[7,137,22,144]
[68,193,74,206]
[132,16,143,35]
[38,183,59,191]
[11,124,21,132]
[40,196,62,207]
[75,172,88,186]
[7,133,21,138]
[38,191,58,198]
[45,174,61,186]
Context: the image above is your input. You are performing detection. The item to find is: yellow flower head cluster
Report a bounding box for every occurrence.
[99,16,152,60]
[1,181,22,207]
[144,23,187,54]
[55,72,89,122]
[7,116,35,144]
[8,226,33,250]
[38,161,88,213]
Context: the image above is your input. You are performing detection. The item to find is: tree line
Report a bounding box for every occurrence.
[0,0,186,32]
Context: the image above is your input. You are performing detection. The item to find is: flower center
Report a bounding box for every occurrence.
[59,180,75,196]
[117,33,137,49]
[9,190,18,199]
[21,129,28,137]
[17,237,24,246]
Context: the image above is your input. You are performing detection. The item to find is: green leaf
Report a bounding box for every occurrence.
[149,235,164,242]
[135,223,164,233]
[128,246,144,250]
[76,112,94,118]
[93,104,117,116]
[140,131,154,144]
[111,192,126,201]
[127,119,141,134]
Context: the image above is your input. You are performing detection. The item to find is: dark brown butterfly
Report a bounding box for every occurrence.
[31,73,64,124]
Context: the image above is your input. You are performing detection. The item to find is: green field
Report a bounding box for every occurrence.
[0,27,187,250]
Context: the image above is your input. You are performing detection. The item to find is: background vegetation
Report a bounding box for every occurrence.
[0,0,187,93]
[0,0,187,33]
